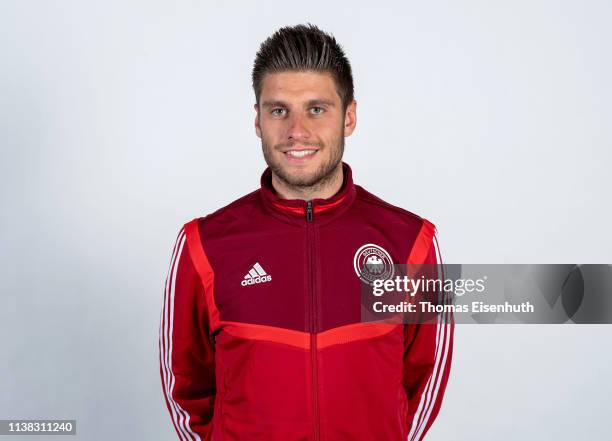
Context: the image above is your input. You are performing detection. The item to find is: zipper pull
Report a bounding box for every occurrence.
[306,201,313,222]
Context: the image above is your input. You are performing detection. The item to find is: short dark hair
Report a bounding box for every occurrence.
[252,23,355,112]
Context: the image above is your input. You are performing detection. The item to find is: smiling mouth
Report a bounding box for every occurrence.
[284,149,318,158]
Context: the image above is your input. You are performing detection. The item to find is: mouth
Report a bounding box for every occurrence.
[282,148,319,162]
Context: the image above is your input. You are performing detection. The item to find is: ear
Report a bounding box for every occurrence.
[343,99,357,137]
[254,103,262,138]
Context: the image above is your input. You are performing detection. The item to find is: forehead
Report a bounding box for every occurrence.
[259,70,340,102]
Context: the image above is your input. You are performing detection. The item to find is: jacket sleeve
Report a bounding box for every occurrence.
[403,228,454,441]
[158,225,216,441]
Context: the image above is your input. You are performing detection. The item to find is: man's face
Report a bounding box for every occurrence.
[255,71,356,188]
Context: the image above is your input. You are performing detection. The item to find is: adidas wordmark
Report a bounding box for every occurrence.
[241,262,272,286]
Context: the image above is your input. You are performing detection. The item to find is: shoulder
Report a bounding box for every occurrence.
[181,189,265,242]
[354,185,436,232]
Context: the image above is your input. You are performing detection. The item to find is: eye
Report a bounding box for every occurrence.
[271,108,286,116]
[310,107,325,115]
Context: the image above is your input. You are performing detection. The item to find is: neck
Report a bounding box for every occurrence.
[271,163,344,201]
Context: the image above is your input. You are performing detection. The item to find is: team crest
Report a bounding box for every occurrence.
[353,244,394,285]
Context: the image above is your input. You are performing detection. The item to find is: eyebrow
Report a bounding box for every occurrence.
[260,99,336,109]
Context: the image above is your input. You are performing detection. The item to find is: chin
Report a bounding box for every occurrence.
[280,159,318,173]
[280,169,320,187]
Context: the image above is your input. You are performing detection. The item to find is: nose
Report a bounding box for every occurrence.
[286,113,311,142]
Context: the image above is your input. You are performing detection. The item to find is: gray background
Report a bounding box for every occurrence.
[1,1,611,440]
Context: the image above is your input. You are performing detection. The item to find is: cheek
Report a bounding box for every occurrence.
[320,123,343,143]
[261,127,285,150]
[261,119,285,138]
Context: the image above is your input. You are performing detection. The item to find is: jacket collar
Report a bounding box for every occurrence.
[259,161,357,224]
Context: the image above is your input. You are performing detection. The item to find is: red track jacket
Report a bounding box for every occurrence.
[159,162,454,441]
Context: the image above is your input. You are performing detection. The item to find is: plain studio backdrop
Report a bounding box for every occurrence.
[1,1,611,440]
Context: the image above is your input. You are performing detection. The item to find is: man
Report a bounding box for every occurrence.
[159,24,453,441]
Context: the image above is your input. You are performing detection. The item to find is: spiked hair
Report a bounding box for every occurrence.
[252,23,355,111]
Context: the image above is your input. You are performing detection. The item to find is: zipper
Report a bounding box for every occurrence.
[306,200,320,441]
[306,200,314,222]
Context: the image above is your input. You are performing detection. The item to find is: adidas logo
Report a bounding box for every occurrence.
[241,262,272,286]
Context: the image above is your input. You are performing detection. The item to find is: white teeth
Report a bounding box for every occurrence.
[286,150,316,158]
